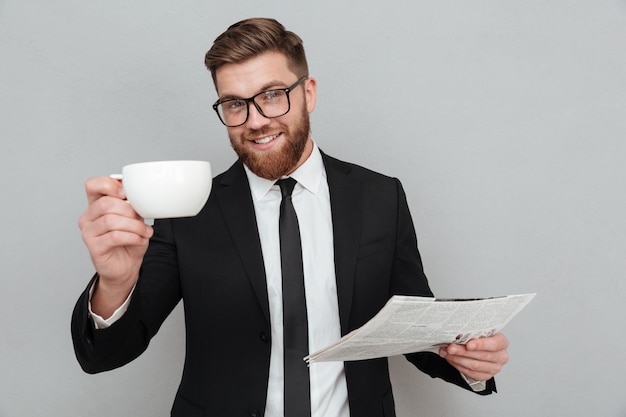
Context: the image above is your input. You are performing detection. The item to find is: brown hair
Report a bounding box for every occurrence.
[204,18,309,86]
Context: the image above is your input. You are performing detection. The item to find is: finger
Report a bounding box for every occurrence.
[453,362,499,382]
[80,194,140,226]
[466,333,509,352]
[445,339,509,362]
[88,211,152,239]
[82,213,153,253]
[90,228,152,257]
[84,176,126,206]
[454,355,503,380]
[440,347,505,381]
[82,221,153,263]
[447,344,509,365]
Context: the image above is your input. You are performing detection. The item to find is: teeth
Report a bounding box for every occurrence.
[254,134,277,144]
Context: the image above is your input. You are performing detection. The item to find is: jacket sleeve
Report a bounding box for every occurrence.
[404,351,497,395]
[390,178,497,395]
[71,219,182,374]
[71,273,150,373]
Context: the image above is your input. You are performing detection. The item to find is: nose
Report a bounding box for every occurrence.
[245,101,271,130]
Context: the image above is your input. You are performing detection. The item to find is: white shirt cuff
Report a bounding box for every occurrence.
[461,374,487,392]
[88,281,136,329]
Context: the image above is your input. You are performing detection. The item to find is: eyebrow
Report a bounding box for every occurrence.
[219,79,292,101]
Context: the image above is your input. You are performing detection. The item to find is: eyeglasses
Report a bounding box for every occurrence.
[212,76,307,127]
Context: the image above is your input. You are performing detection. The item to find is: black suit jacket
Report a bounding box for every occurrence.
[72,152,495,417]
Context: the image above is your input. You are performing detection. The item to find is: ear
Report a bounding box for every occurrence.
[303,77,317,113]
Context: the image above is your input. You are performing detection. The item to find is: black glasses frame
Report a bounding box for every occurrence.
[212,76,307,127]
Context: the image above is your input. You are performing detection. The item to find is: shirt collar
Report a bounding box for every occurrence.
[244,141,325,201]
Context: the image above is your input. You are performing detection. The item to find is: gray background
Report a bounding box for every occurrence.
[1,0,625,416]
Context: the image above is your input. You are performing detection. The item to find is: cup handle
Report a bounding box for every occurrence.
[108,174,138,213]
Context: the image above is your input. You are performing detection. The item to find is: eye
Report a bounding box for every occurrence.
[262,90,285,101]
[227,100,245,110]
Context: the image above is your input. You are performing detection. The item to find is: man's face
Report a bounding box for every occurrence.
[215,52,317,180]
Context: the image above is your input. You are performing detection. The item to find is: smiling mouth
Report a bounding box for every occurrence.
[253,134,279,145]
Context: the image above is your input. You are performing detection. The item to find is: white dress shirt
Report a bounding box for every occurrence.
[244,143,349,417]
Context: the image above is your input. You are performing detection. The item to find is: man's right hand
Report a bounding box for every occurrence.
[78,176,154,318]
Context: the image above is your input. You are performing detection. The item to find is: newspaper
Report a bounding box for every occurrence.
[305,293,535,364]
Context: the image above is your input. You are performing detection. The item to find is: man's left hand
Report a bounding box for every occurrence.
[438,333,509,382]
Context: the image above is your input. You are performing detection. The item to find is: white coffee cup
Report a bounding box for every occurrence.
[115,160,212,219]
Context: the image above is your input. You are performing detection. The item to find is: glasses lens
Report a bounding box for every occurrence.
[253,89,289,118]
[215,88,292,127]
[216,100,247,127]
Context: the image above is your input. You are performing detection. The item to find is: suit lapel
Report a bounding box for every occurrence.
[322,152,361,333]
[214,154,361,332]
[215,161,270,325]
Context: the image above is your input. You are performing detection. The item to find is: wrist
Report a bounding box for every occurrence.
[90,274,137,319]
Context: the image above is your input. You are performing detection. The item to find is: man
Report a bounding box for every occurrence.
[73,17,509,417]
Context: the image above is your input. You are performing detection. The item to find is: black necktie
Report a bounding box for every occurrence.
[277,178,310,417]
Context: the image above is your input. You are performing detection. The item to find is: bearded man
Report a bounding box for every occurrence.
[72,17,509,417]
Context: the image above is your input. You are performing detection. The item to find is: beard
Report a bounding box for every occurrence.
[229,105,310,180]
